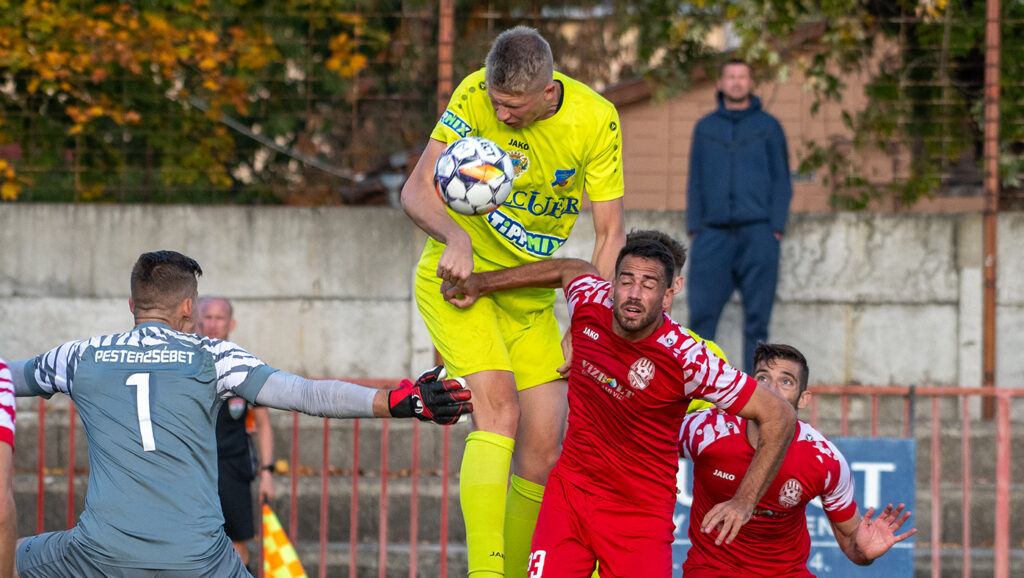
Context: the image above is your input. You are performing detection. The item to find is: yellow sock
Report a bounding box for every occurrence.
[503,475,545,578]
[462,431,515,577]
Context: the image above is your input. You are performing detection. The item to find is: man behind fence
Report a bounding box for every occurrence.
[5,250,471,578]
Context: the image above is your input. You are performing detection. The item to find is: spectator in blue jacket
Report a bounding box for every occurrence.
[686,58,793,373]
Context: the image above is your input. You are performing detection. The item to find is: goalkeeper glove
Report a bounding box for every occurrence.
[389,365,472,425]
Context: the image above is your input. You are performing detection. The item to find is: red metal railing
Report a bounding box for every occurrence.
[807,385,1023,578]
[26,384,1024,577]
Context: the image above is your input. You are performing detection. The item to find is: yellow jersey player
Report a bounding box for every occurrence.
[401,26,625,578]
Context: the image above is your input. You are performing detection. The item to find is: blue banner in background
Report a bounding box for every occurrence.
[672,437,916,577]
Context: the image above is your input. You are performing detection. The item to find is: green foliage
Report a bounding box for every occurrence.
[0,0,376,203]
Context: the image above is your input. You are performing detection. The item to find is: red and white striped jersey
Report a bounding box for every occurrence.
[0,357,16,447]
[554,275,757,514]
[679,409,858,576]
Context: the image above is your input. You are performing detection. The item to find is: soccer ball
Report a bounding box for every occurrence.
[433,136,515,215]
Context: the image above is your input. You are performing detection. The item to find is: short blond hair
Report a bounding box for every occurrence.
[485,26,553,94]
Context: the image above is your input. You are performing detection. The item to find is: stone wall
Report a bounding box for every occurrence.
[1,205,1020,388]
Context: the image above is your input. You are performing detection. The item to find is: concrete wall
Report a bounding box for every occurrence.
[1,204,1020,388]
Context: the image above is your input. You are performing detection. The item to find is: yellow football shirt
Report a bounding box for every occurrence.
[427,68,624,272]
[686,329,729,413]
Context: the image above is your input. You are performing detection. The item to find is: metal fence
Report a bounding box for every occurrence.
[17,382,1024,577]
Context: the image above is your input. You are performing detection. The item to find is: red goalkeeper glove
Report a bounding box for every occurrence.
[388,365,472,425]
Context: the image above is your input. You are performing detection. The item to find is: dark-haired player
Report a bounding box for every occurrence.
[7,250,471,578]
[444,235,795,577]
[679,343,916,576]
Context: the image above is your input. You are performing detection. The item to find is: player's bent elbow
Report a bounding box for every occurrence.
[399,181,422,216]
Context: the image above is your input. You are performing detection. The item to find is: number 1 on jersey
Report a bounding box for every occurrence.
[126,373,156,451]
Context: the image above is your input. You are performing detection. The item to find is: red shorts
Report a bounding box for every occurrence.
[528,470,674,578]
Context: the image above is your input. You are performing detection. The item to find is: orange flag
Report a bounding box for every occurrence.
[262,504,308,578]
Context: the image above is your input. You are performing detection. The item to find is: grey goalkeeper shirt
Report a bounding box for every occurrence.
[24,321,276,570]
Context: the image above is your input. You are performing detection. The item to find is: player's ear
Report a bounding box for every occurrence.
[796,390,811,410]
[671,276,684,295]
[229,318,237,333]
[181,297,194,325]
[128,297,135,314]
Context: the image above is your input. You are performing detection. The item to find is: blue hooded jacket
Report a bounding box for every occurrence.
[686,93,792,234]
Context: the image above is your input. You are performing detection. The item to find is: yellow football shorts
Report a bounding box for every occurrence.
[415,252,565,391]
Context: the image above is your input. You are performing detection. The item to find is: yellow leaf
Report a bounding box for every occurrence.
[0,181,20,201]
[350,54,367,72]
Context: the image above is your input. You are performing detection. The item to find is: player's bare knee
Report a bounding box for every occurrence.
[512,441,561,483]
[468,394,521,437]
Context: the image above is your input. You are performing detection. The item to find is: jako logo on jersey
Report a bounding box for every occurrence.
[507,149,530,178]
[713,469,736,481]
[627,357,655,390]
[583,327,600,340]
[779,478,803,508]
[551,168,576,190]
[507,137,529,150]
[486,209,567,257]
[440,110,472,138]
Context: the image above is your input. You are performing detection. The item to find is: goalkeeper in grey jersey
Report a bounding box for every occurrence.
[6,250,472,578]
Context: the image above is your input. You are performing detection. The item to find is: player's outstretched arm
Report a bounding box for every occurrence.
[401,138,474,285]
[254,368,471,425]
[700,385,795,545]
[5,360,39,397]
[831,504,917,565]
[441,258,596,308]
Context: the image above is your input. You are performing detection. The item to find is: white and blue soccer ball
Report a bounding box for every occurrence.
[433,136,515,215]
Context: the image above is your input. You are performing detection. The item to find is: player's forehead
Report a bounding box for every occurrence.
[488,85,543,107]
[616,255,667,283]
[754,357,801,379]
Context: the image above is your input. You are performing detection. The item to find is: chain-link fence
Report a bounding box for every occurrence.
[0,1,1020,208]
